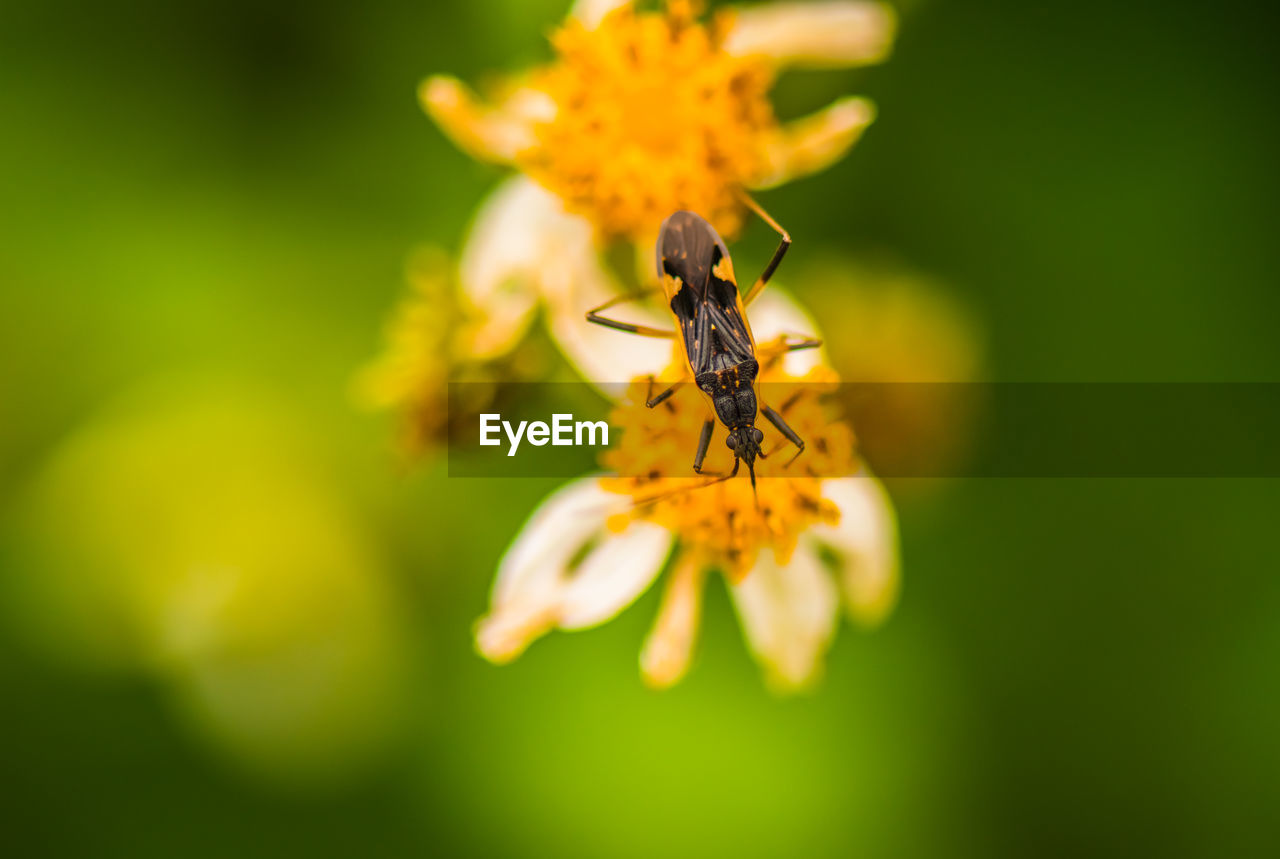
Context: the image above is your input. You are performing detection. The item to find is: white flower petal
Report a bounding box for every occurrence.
[490,479,619,605]
[809,476,899,626]
[454,180,542,359]
[476,479,619,661]
[729,545,840,691]
[723,2,897,68]
[459,177,673,387]
[570,0,633,27]
[474,603,560,665]
[640,554,704,689]
[420,75,547,164]
[461,176,595,307]
[457,177,596,358]
[476,478,674,661]
[746,286,828,376]
[547,290,675,388]
[752,97,876,189]
[558,520,672,629]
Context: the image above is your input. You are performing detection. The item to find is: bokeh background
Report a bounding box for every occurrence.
[2,0,1279,855]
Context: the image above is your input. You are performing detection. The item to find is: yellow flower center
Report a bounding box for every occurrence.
[599,338,856,580]
[523,2,776,240]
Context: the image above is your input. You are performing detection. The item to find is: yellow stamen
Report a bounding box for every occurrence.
[356,250,549,455]
[600,338,855,580]
[356,250,458,452]
[522,4,777,240]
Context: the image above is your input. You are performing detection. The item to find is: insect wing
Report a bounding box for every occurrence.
[656,211,753,372]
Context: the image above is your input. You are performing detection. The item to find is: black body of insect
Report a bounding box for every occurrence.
[585,195,819,493]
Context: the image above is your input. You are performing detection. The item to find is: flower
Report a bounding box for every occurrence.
[598,337,855,583]
[449,176,673,384]
[357,246,559,455]
[368,0,898,450]
[378,1,907,689]
[474,303,899,692]
[423,0,895,241]
[358,178,838,449]
[800,255,986,483]
[357,185,676,453]
[357,248,465,453]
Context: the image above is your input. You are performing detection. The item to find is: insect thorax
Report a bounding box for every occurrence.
[696,359,759,429]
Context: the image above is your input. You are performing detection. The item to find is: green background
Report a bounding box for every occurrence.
[2,0,1278,855]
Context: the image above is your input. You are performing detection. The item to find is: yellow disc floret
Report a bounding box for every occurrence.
[357,251,458,452]
[356,250,549,456]
[523,3,776,240]
[600,338,857,580]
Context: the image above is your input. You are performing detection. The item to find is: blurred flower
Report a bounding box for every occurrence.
[358,248,465,453]
[803,257,986,481]
[474,303,898,692]
[805,258,984,385]
[423,0,894,241]
[357,246,556,455]
[6,382,409,785]
[358,192,678,454]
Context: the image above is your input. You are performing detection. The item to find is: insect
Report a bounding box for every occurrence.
[585,194,820,492]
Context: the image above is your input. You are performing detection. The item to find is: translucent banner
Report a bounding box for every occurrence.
[445,383,1280,478]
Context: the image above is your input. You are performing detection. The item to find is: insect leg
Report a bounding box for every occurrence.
[761,404,806,467]
[645,381,684,408]
[784,336,823,352]
[737,191,792,307]
[631,459,740,510]
[692,419,715,473]
[758,335,823,374]
[585,291,674,338]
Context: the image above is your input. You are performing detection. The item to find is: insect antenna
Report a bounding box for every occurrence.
[746,458,760,511]
[630,459,741,510]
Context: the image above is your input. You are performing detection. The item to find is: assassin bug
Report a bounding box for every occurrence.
[585,194,820,493]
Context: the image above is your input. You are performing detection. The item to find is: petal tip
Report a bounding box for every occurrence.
[724,1,899,69]
[419,75,460,114]
[845,560,900,628]
[831,95,877,129]
[639,647,687,690]
[763,663,825,696]
[473,607,556,664]
[752,96,878,188]
[418,75,529,164]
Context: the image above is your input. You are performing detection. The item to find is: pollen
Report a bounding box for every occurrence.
[357,251,458,452]
[599,338,856,581]
[522,2,777,240]
[356,250,547,455]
